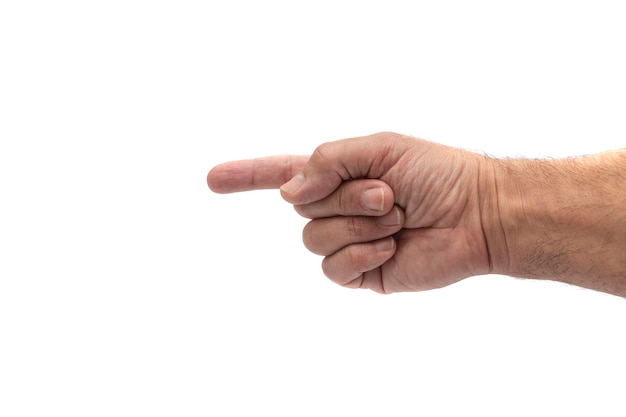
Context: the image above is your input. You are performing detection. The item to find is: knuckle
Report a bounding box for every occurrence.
[341,275,364,290]
[343,216,363,238]
[321,257,335,280]
[312,142,333,164]
[301,221,319,253]
[371,131,402,141]
[333,184,349,214]
[321,252,359,286]
[293,204,312,219]
[346,245,363,270]
[312,141,352,181]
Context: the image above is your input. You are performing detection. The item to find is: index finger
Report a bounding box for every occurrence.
[207,155,309,193]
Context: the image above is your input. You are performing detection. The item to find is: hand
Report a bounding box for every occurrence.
[208,132,496,293]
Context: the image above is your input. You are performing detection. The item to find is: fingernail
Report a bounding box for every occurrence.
[362,187,384,212]
[377,206,401,227]
[374,237,394,251]
[281,172,305,194]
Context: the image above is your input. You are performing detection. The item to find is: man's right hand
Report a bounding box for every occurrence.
[208,132,502,293]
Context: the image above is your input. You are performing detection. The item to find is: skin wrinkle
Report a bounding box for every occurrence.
[492,161,513,275]
[365,134,398,178]
[250,158,257,189]
[410,146,468,229]
[282,155,295,189]
[346,245,364,282]
[379,266,387,294]
[316,142,352,182]
[334,183,349,215]
[476,158,494,274]
[344,216,363,240]
[352,273,364,290]
[369,134,399,178]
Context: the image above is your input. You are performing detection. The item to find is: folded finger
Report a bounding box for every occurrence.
[294,179,395,219]
[303,206,404,255]
[321,237,397,288]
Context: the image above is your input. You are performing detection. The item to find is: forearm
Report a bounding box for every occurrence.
[484,150,626,297]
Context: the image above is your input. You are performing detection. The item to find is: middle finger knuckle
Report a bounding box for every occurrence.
[343,216,364,238]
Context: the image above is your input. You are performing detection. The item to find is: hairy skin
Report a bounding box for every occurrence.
[208,132,626,297]
[490,152,626,296]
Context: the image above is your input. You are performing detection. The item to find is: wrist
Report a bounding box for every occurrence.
[482,151,626,295]
[475,156,514,276]
[484,157,543,278]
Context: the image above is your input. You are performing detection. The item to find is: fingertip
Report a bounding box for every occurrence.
[377,205,405,228]
[292,204,311,219]
[379,182,396,215]
[206,166,220,192]
[279,172,305,202]
[361,187,385,212]
[396,206,406,227]
[321,237,397,287]
[279,188,294,203]
[280,172,322,204]
[360,181,395,215]
[374,236,396,253]
[281,159,345,205]
[206,165,228,193]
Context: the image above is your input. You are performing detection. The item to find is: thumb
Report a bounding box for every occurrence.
[280,133,398,204]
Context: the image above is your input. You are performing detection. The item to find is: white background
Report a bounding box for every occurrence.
[1,1,625,416]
